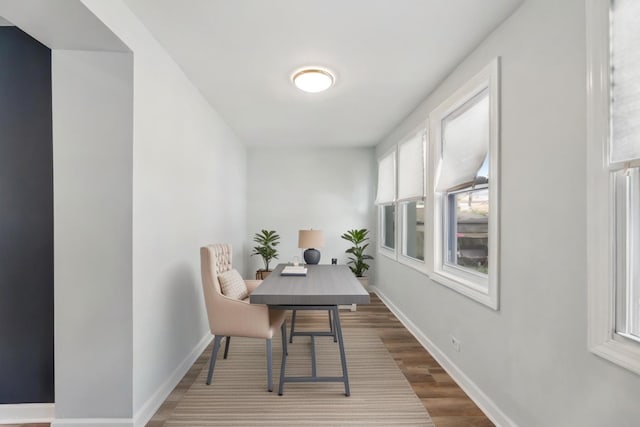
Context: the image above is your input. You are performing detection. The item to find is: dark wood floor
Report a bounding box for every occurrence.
[8,293,493,427]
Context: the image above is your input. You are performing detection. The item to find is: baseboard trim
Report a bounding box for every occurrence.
[52,418,133,427]
[1,336,211,426]
[371,286,517,427]
[132,332,212,427]
[0,403,55,424]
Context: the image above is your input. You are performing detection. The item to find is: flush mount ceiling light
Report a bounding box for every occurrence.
[292,67,335,93]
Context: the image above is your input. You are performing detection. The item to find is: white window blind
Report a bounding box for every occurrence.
[397,130,425,201]
[611,0,640,165]
[435,89,489,192]
[375,151,396,204]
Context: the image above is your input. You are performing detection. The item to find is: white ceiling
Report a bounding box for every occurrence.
[124,0,523,148]
[0,0,129,51]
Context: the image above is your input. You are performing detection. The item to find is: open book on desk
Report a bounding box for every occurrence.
[281,266,308,276]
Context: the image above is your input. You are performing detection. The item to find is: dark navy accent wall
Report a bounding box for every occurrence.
[0,26,54,404]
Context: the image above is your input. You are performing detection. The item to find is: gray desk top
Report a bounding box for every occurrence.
[249,264,370,306]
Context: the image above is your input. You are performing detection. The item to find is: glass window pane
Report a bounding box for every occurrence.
[446,188,489,274]
[382,204,395,249]
[402,201,424,261]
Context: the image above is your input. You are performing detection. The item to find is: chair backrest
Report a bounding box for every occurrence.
[200,244,233,333]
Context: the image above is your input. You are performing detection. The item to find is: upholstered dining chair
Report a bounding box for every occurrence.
[200,244,287,392]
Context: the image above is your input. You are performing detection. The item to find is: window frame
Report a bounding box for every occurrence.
[586,0,640,375]
[430,58,500,310]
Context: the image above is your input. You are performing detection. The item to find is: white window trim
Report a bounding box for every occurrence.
[430,58,500,310]
[586,0,640,375]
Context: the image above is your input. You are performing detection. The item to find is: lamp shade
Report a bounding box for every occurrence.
[298,230,324,248]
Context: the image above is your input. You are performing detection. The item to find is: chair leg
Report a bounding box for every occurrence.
[206,335,223,385]
[223,336,231,359]
[289,310,297,343]
[266,338,273,392]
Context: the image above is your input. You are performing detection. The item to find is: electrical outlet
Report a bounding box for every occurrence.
[450,335,461,352]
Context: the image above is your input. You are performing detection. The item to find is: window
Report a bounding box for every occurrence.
[430,58,500,309]
[445,180,488,274]
[587,0,640,374]
[381,204,396,250]
[615,170,640,342]
[376,150,396,255]
[400,200,424,261]
[397,129,427,266]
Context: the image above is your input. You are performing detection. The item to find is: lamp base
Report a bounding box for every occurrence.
[303,248,321,265]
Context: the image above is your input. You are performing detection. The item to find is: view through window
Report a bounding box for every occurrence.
[446,185,488,274]
[402,201,425,261]
[382,204,396,250]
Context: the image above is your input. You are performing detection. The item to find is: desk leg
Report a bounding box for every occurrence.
[331,305,350,396]
[279,320,288,396]
[310,335,317,377]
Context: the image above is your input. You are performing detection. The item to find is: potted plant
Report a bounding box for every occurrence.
[251,229,280,279]
[341,228,374,290]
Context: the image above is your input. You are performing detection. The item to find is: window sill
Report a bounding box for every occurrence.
[398,254,428,274]
[378,247,397,261]
[590,336,640,376]
[430,269,497,310]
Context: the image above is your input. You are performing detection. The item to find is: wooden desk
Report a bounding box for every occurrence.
[250,264,370,396]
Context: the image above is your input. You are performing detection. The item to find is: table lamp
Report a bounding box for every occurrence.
[298,229,324,264]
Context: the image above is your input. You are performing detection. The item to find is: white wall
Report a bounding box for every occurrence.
[52,50,134,419]
[247,147,375,276]
[78,0,249,423]
[375,0,640,425]
[130,46,248,422]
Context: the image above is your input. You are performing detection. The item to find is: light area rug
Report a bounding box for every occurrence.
[163,329,433,426]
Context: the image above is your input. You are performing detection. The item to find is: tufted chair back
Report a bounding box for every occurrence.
[210,243,232,292]
[200,244,284,338]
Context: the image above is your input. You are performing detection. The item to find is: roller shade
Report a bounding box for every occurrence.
[375,151,395,204]
[435,89,489,192]
[610,0,640,165]
[397,130,425,201]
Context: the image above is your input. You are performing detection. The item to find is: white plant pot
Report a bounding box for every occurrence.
[356,276,370,291]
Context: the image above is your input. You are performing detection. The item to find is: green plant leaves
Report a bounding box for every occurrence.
[341,228,373,277]
[251,229,280,271]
